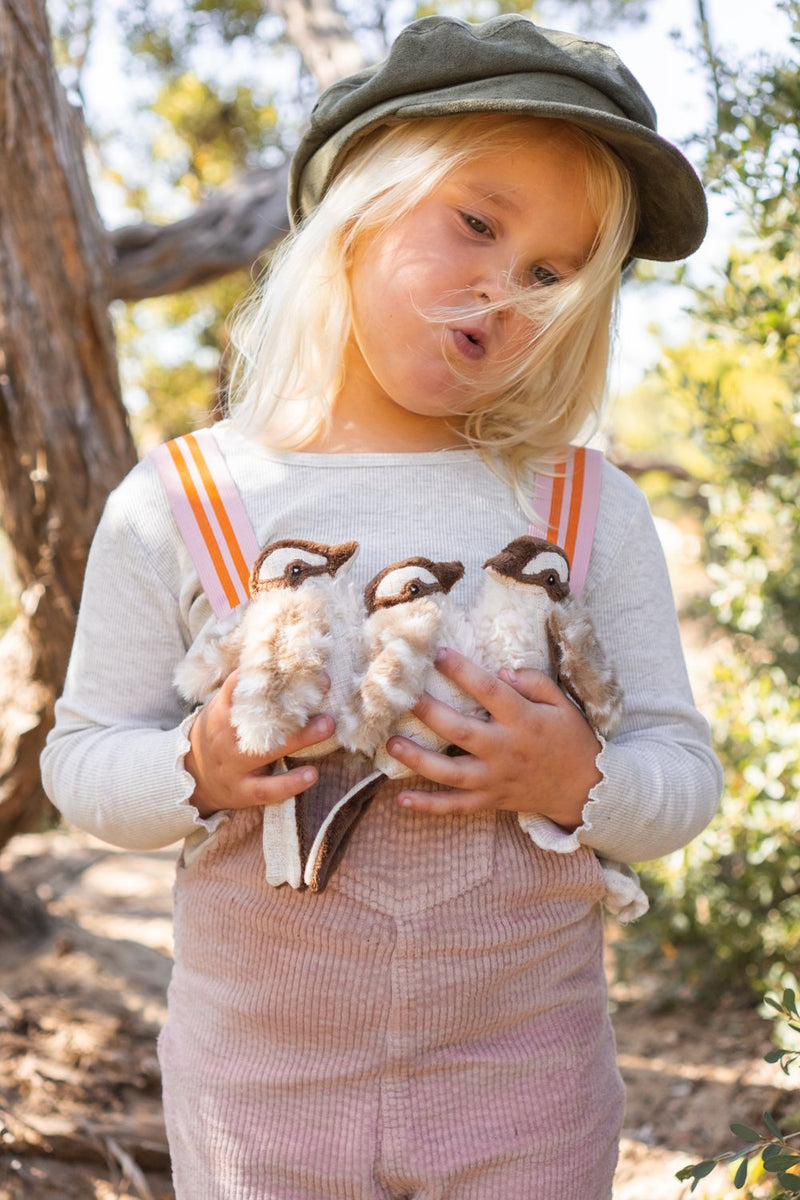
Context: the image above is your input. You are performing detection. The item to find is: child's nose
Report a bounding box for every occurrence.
[470,263,516,306]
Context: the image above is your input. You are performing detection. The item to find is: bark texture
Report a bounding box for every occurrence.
[109,164,291,300]
[0,0,137,843]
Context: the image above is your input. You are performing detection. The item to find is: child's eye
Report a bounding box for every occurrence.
[529,264,561,288]
[461,212,492,236]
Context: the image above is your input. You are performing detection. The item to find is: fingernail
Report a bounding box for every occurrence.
[502,667,518,683]
[312,715,332,731]
[301,768,317,784]
[435,647,451,664]
[398,794,413,808]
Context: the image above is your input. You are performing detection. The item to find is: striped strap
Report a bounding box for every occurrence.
[151,428,262,618]
[153,433,602,613]
[529,446,603,598]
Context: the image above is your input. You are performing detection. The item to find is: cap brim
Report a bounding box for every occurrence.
[290,77,707,262]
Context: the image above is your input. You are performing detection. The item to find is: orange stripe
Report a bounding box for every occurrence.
[547,459,566,543]
[166,440,241,610]
[563,447,586,565]
[184,433,252,594]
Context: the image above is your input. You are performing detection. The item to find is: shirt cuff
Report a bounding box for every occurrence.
[176,711,231,862]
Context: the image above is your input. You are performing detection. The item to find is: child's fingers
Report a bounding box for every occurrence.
[433,647,560,716]
[386,734,481,790]
[274,713,335,759]
[408,690,490,754]
[396,786,490,816]
[496,666,564,707]
[249,761,321,808]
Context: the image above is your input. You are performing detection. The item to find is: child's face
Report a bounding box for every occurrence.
[342,127,598,436]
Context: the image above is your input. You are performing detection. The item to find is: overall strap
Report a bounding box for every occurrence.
[151,427,261,618]
[529,446,603,598]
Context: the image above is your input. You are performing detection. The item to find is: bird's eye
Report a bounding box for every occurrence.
[290,564,303,577]
[546,573,557,586]
[409,582,420,595]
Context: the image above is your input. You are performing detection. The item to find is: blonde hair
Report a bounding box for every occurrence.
[225,113,637,485]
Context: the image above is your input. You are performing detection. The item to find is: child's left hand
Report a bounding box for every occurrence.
[386,647,602,829]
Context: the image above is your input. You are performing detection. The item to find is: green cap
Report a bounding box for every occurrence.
[288,14,707,262]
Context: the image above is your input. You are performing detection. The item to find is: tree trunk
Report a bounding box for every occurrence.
[0,0,137,845]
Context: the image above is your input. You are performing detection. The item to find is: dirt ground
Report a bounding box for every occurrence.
[1,828,796,1200]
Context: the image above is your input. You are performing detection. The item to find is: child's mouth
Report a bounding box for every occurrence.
[452,328,486,360]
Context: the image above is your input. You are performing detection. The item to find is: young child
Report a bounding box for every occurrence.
[42,14,722,1200]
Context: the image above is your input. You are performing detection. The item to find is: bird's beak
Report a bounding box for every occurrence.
[435,560,465,593]
[328,540,359,574]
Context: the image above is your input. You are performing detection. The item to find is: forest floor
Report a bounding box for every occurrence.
[0,827,797,1200]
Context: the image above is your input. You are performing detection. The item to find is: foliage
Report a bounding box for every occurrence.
[115,270,250,445]
[615,1,800,1005]
[676,989,800,1196]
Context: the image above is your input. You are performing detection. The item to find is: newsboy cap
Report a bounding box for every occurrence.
[288,14,707,262]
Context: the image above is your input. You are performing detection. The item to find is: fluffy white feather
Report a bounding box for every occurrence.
[173,607,245,704]
[343,557,467,768]
[231,582,334,754]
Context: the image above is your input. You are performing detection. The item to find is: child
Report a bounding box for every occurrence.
[42,14,722,1200]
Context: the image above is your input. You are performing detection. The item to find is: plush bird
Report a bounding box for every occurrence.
[470,535,646,923]
[339,556,477,778]
[175,537,361,756]
[175,537,367,891]
[471,536,623,737]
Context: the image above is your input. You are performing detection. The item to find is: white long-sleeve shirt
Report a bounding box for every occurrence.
[41,422,722,868]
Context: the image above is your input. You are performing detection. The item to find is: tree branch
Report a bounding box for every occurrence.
[108,163,291,300]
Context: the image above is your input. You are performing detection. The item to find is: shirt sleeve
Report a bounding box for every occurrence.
[519,463,723,865]
[40,459,228,851]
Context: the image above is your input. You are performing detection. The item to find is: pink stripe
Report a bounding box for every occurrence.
[152,430,261,617]
[191,428,262,587]
[567,448,603,598]
[528,448,603,599]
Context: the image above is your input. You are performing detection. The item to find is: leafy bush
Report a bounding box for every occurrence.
[614,7,800,1005]
[677,989,800,1196]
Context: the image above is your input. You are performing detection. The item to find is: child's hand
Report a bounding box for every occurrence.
[185,670,334,819]
[385,647,602,829]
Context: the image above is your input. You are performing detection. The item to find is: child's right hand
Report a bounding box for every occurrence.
[184,671,334,819]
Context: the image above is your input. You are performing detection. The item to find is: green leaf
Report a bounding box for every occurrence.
[676,1160,718,1186]
[731,1123,763,1142]
[763,1153,800,1172]
[782,987,797,1013]
[764,1111,784,1140]
[765,1048,787,1062]
[733,1156,750,1188]
[777,1172,800,1192]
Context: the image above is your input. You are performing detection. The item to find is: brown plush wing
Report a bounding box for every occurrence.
[547,601,624,738]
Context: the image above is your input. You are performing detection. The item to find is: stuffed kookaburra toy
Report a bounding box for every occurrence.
[341,556,471,776]
[175,537,362,758]
[470,536,623,737]
[469,535,647,924]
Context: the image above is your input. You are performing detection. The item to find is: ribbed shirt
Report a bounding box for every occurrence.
[41,421,722,865]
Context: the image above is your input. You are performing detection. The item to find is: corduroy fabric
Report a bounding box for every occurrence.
[160,777,622,1200]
